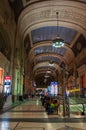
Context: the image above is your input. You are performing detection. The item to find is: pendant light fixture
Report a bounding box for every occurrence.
[52,12,64,48]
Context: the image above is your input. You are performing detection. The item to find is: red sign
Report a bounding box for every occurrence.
[5,76,11,80]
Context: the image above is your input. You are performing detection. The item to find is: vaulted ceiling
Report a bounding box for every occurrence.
[9,0,86,86]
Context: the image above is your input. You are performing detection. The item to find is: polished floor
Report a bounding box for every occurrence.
[0,97,86,130]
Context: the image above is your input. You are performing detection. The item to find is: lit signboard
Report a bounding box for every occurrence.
[4,76,11,94]
[49,82,58,96]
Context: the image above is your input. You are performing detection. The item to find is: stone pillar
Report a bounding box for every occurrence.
[61,63,70,117]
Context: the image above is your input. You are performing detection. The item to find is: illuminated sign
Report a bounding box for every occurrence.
[5,76,11,80]
[4,76,11,94]
[50,82,58,96]
[67,88,80,93]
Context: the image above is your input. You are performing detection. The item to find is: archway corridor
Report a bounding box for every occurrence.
[0,1,86,129]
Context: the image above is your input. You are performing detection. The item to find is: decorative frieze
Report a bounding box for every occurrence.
[0,52,9,74]
[77,64,86,76]
[19,6,86,34]
[76,48,86,66]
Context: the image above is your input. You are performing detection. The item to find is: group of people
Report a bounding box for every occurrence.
[41,96,60,115]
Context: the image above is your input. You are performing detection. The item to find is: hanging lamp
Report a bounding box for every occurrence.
[52,12,64,48]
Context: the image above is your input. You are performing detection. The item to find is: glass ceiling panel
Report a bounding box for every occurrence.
[31,26,77,44]
[34,45,66,56]
[36,66,55,70]
[35,56,61,64]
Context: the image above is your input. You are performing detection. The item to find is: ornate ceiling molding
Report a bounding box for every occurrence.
[29,42,75,64]
[33,62,61,73]
[18,1,86,36]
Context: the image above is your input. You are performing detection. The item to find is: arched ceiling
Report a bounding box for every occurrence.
[9,0,86,86]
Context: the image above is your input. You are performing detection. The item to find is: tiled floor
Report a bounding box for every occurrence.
[0,97,86,130]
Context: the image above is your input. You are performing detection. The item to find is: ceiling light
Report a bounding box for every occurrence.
[44,75,49,78]
[52,12,64,48]
[49,61,54,66]
[46,70,51,73]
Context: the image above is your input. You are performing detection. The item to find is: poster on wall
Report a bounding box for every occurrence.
[4,76,11,95]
